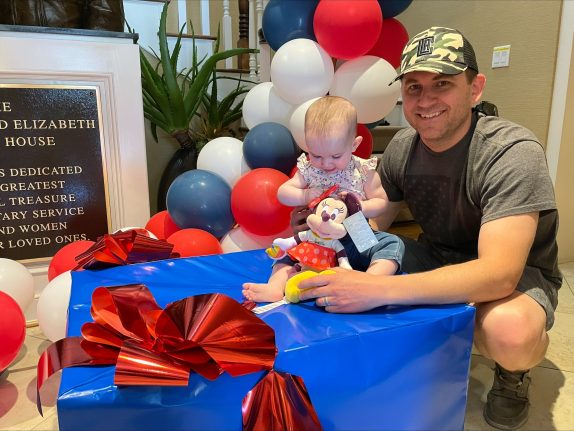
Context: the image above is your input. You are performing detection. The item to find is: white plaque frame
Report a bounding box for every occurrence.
[0,27,150,321]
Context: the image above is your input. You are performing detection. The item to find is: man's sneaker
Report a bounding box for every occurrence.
[483,363,531,430]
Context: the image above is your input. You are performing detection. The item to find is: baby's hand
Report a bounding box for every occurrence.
[304,187,323,204]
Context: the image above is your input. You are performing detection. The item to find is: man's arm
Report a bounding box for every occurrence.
[298,212,538,312]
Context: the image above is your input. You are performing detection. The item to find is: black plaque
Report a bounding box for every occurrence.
[0,85,110,262]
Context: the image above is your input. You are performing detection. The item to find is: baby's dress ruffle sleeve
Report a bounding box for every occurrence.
[354,156,379,180]
[296,153,310,176]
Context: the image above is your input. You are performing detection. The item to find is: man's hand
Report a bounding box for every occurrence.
[290,206,312,235]
[297,268,388,313]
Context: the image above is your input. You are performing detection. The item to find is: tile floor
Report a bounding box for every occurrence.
[2,262,574,431]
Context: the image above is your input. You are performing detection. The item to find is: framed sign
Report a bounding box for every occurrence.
[0,84,110,262]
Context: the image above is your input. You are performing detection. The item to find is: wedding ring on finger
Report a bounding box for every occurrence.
[323,297,330,307]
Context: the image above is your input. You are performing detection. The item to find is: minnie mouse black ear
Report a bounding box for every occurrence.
[344,193,362,216]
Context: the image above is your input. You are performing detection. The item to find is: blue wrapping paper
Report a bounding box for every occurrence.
[58,249,475,430]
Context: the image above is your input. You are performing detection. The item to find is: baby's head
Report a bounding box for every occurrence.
[304,96,362,174]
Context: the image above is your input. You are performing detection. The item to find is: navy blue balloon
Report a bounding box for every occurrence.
[166,169,234,238]
[262,0,319,51]
[243,122,301,175]
[377,0,413,18]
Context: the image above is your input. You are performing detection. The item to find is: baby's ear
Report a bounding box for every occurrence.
[352,136,363,151]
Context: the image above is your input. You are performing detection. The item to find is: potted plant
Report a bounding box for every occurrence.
[140,2,255,210]
[195,69,252,145]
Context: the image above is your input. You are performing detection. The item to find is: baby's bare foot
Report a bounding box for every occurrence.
[242,282,284,303]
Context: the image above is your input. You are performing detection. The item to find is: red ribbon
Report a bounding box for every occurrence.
[37,284,322,429]
[37,285,276,412]
[243,370,323,431]
[74,230,179,270]
[307,184,339,209]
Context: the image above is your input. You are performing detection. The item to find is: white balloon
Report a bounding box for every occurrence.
[0,258,34,312]
[37,271,72,342]
[242,82,294,129]
[197,137,251,187]
[288,97,321,152]
[113,227,157,239]
[220,225,293,253]
[330,55,401,124]
[271,39,334,105]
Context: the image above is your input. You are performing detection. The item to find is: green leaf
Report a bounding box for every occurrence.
[169,22,186,73]
[157,3,186,126]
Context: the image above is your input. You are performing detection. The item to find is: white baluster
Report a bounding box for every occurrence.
[223,0,233,68]
[248,0,257,79]
[255,0,264,80]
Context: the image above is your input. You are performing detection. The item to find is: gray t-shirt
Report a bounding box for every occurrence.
[379,112,561,286]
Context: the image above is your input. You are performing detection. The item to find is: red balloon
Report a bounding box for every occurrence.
[367,18,409,69]
[0,291,26,372]
[145,210,181,240]
[231,168,292,236]
[354,124,374,158]
[48,240,95,281]
[314,0,383,60]
[167,228,223,258]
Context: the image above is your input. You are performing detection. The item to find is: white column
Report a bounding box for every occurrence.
[546,0,574,184]
[255,0,264,80]
[0,29,149,321]
[223,0,233,68]
[248,0,257,79]
[259,39,271,82]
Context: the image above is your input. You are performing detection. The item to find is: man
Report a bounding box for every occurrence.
[298,26,561,430]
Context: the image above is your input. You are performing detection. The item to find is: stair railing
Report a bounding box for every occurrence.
[155,0,270,81]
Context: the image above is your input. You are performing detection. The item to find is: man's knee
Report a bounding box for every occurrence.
[475,292,547,353]
[475,292,548,363]
[478,309,539,349]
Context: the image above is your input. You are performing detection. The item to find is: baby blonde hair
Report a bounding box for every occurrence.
[304,96,357,144]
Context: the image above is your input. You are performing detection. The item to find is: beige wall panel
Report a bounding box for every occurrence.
[398,0,561,147]
[166,0,179,33]
[186,0,203,33]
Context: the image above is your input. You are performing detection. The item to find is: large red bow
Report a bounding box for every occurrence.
[74,230,179,270]
[37,285,276,411]
[37,285,322,430]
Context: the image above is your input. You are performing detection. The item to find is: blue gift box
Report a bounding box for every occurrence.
[58,250,475,431]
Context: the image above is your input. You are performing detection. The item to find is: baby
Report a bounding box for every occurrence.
[242,96,404,303]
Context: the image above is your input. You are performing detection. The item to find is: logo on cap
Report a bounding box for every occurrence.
[417,36,434,56]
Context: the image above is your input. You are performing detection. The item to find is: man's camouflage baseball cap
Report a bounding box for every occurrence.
[390,26,479,83]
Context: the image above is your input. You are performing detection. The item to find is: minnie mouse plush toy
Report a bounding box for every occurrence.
[266,188,361,302]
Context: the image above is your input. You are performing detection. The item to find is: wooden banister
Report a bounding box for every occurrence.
[238,0,249,70]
